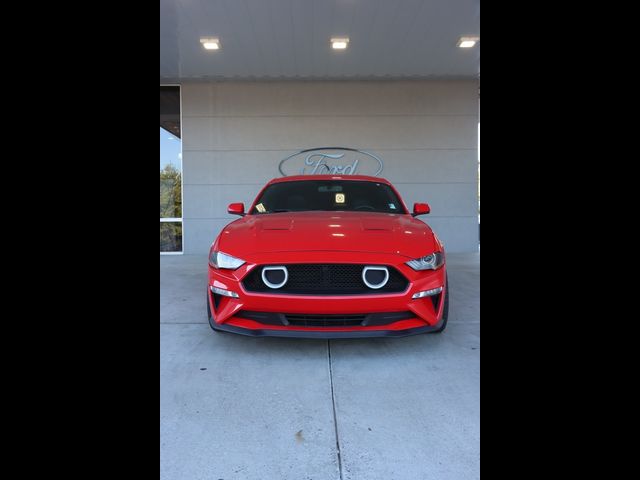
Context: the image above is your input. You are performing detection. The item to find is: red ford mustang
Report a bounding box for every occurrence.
[207,175,448,338]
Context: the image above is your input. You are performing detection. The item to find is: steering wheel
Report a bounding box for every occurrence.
[354,205,375,211]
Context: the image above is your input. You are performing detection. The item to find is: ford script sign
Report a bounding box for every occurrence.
[278,147,384,177]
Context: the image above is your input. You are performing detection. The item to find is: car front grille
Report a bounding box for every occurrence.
[242,264,408,295]
[285,314,366,327]
[236,310,415,327]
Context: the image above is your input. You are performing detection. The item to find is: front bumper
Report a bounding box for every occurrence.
[208,251,446,338]
[209,318,446,338]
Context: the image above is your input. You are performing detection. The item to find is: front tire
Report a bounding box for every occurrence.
[431,277,449,334]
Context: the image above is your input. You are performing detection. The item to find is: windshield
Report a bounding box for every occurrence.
[250,180,407,215]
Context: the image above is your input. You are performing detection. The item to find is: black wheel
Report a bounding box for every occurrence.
[207,291,221,332]
[431,277,449,334]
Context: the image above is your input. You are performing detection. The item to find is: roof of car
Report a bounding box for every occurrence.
[267,175,391,185]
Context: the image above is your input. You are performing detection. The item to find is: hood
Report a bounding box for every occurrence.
[218,211,436,259]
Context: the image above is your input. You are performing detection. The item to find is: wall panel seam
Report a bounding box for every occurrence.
[184,216,479,220]
[183,182,477,186]
[182,114,478,119]
[182,148,478,152]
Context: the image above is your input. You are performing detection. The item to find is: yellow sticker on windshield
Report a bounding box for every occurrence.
[335,193,345,204]
[256,203,266,213]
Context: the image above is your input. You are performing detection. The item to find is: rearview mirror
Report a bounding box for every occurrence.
[412,203,430,216]
[227,202,245,216]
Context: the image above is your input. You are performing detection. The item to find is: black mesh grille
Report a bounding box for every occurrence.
[242,264,408,295]
[286,314,366,327]
[236,310,415,327]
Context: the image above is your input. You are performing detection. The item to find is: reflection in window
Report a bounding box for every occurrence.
[160,222,183,252]
[160,86,183,253]
[160,128,182,218]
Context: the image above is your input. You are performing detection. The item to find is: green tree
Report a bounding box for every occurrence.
[160,164,182,251]
[160,164,182,217]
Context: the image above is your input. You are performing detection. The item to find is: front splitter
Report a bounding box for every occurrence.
[209,317,444,339]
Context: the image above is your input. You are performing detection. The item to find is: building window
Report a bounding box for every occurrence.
[160,86,183,253]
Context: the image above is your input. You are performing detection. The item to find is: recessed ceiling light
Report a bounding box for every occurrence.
[200,37,220,50]
[457,36,479,48]
[331,37,349,50]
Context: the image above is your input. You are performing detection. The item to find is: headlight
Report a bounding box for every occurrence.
[209,251,246,270]
[406,252,445,271]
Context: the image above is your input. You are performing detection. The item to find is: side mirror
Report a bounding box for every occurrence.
[227,202,245,216]
[412,203,430,216]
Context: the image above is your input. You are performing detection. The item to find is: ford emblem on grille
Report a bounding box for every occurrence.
[262,266,288,289]
[362,266,389,289]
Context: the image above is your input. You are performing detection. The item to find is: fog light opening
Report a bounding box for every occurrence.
[412,286,443,299]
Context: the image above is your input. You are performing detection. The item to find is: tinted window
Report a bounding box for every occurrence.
[251,181,407,214]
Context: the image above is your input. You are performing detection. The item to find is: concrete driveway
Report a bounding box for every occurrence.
[160,253,479,480]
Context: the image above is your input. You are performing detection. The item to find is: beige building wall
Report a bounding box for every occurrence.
[181,80,479,253]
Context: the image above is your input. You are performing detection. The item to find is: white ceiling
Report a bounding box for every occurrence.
[160,0,480,81]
